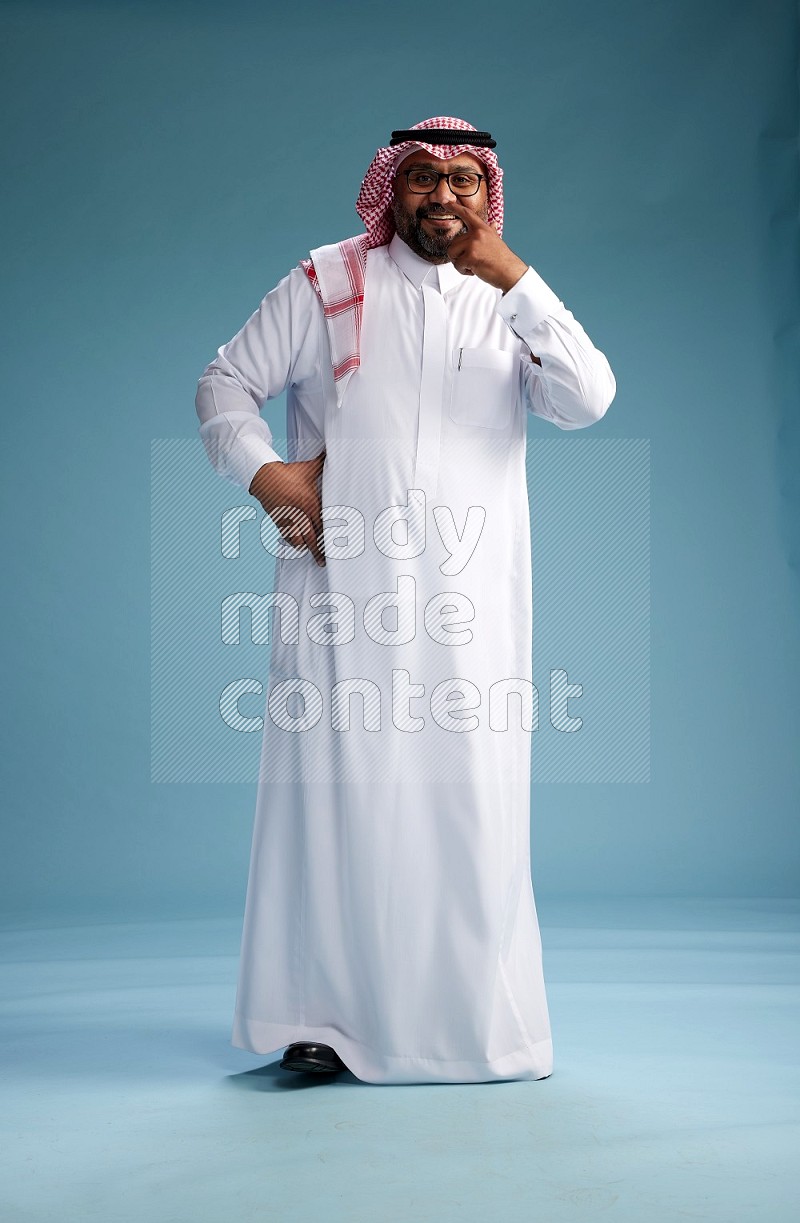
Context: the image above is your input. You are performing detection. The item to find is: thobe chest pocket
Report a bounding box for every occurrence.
[449,347,517,430]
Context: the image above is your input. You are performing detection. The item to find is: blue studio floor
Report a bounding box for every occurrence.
[1,898,797,1222]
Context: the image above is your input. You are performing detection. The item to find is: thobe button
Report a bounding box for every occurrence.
[510,313,518,321]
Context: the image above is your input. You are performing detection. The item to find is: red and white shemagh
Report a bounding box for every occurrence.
[299,116,505,408]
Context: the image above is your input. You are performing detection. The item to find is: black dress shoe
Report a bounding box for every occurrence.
[279,1042,347,1074]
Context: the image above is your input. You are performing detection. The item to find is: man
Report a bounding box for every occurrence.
[195,117,615,1084]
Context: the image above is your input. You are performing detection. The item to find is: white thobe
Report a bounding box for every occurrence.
[195,233,615,1084]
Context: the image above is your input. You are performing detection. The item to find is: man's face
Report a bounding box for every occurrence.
[391,151,489,263]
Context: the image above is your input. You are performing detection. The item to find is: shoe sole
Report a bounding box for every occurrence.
[279,1057,344,1074]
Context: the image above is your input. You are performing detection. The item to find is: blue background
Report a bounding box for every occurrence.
[2,0,798,922]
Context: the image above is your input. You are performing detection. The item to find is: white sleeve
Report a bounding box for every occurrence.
[195,265,320,490]
[495,265,616,430]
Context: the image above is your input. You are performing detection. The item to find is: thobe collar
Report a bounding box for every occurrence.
[388,232,464,295]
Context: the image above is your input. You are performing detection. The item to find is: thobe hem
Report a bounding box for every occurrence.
[231,1012,553,1085]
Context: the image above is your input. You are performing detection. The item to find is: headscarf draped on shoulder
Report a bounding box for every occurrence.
[299,116,505,408]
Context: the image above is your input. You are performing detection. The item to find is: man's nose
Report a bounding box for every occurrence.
[429,176,456,205]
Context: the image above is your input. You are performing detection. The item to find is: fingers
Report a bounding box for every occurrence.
[281,524,325,567]
[288,518,325,566]
[304,451,326,561]
[297,500,325,565]
[304,520,326,567]
[277,506,325,567]
[446,228,478,274]
[283,525,306,551]
[447,200,488,230]
[265,450,327,566]
[307,500,323,547]
[447,244,475,277]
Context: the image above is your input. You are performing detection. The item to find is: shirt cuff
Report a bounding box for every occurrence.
[230,435,285,492]
[496,265,563,337]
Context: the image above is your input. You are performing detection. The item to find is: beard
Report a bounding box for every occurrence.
[391,196,489,262]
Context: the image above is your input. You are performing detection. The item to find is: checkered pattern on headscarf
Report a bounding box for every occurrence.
[299,116,505,408]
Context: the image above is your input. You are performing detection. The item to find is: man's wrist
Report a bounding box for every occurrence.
[497,257,530,295]
[249,459,284,499]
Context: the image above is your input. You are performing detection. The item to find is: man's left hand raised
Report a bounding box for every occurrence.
[445,200,529,294]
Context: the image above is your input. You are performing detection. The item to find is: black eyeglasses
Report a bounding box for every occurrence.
[400,169,486,197]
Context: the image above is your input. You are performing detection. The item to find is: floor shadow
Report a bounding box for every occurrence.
[227,1061,362,1091]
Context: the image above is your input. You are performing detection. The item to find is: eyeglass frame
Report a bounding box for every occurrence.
[397,168,488,197]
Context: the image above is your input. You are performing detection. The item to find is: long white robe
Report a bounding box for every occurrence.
[195,233,615,1083]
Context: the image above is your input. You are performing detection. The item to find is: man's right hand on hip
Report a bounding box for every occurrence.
[249,450,326,567]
